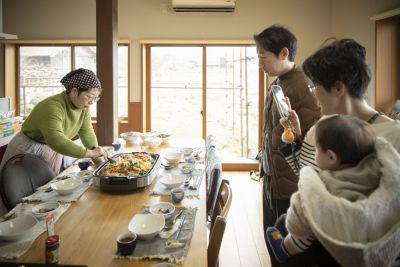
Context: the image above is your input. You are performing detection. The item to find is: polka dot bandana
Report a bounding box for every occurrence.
[60,68,102,90]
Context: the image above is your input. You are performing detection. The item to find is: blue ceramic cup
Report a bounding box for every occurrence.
[78,160,90,170]
[117,232,137,256]
[112,142,121,151]
[171,187,185,204]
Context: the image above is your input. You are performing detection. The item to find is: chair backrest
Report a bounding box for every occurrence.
[207,179,232,267]
[206,151,222,222]
[208,215,227,267]
[0,154,55,210]
[210,179,232,230]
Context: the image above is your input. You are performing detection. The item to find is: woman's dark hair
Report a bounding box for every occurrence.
[302,38,371,99]
[254,25,297,61]
[315,115,376,165]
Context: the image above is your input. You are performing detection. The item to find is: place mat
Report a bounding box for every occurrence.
[150,169,204,197]
[23,171,94,203]
[0,202,70,259]
[112,207,197,264]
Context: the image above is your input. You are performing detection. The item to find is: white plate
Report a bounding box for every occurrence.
[76,170,93,178]
[0,214,38,241]
[149,202,175,220]
[32,202,60,219]
[51,178,82,195]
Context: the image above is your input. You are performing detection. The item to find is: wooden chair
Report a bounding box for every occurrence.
[208,179,232,267]
[208,216,227,267]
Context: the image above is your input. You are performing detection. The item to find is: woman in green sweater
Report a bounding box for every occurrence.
[0,68,109,175]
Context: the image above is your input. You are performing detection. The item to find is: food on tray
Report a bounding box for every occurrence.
[101,153,155,177]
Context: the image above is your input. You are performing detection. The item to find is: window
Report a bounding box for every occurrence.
[147,44,261,166]
[18,44,129,118]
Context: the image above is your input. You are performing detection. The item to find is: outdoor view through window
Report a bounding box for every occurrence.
[19,45,128,118]
[151,46,259,163]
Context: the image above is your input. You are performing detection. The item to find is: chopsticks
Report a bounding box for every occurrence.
[174,214,186,241]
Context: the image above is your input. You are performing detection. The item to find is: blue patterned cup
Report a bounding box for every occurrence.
[117,232,137,256]
[112,142,121,151]
[171,187,185,203]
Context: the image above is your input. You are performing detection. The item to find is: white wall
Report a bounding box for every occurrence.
[3,0,400,105]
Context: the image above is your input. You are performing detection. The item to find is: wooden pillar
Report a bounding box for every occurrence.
[96,0,118,145]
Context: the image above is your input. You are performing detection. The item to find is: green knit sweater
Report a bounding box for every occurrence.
[22,91,98,158]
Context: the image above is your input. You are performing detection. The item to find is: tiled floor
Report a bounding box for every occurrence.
[219,172,271,267]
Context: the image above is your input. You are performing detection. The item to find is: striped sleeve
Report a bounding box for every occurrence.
[285,233,315,254]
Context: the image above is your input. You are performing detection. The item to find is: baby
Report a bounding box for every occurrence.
[266,115,400,266]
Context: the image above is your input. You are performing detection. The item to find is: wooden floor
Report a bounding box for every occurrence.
[218,171,272,267]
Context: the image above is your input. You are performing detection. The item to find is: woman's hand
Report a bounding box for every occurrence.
[279,97,302,136]
[85,146,109,159]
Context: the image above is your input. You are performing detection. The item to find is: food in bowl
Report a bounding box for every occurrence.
[164,151,183,164]
[51,178,82,195]
[159,174,186,189]
[0,214,38,241]
[32,202,60,219]
[179,162,195,174]
[149,202,175,220]
[100,153,155,177]
[128,214,165,240]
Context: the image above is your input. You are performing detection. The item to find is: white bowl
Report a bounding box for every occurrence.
[147,137,163,148]
[157,132,172,143]
[120,132,140,144]
[179,162,195,174]
[32,202,60,219]
[149,202,175,220]
[0,214,38,241]
[51,178,82,195]
[164,151,183,164]
[181,147,193,157]
[128,214,165,240]
[159,174,186,189]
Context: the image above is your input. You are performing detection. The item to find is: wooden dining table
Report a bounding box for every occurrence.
[5,138,207,267]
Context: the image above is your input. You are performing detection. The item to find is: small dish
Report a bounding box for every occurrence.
[0,214,38,241]
[163,151,183,164]
[32,202,60,219]
[128,214,165,240]
[51,178,82,195]
[147,137,162,148]
[120,132,140,144]
[179,162,195,174]
[181,147,193,157]
[149,202,175,220]
[159,174,186,189]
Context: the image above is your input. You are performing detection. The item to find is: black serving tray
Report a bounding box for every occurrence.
[93,152,160,192]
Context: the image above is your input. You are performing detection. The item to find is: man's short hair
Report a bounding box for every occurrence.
[254,25,297,61]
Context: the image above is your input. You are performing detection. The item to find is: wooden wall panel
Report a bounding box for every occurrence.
[375,16,400,114]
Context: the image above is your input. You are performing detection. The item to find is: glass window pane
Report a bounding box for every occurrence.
[206,46,259,162]
[151,47,203,138]
[74,45,129,118]
[19,46,71,117]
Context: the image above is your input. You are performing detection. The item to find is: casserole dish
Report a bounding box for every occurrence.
[93,152,160,192]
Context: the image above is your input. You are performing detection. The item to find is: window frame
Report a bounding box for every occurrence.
[3,40,132,132]
[142,41,266,171]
